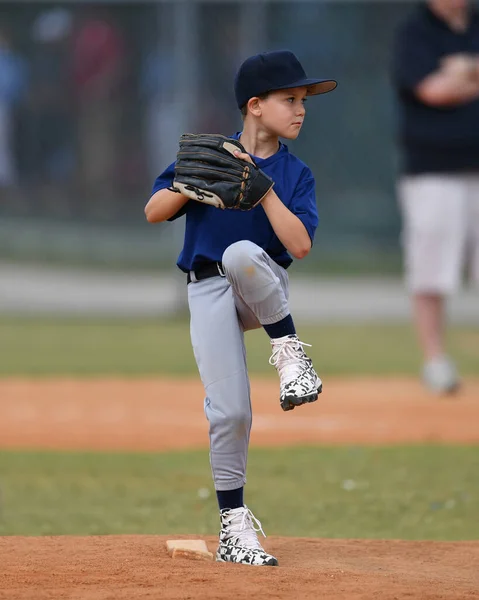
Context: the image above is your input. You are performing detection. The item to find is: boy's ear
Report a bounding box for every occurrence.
[247,97,262,117]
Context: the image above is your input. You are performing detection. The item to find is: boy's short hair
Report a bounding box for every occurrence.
[234,49,337,111]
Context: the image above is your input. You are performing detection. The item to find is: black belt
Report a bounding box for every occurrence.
[187,262,225,284]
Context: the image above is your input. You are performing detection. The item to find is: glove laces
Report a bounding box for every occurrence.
[221,506,266,549]
[269,335,312,385]
[168,184,214,202]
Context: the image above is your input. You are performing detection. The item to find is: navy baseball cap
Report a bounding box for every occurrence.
[234,50,337,109]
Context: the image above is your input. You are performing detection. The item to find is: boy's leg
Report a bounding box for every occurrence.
[222,241,290,330]
[188,274,277,567]
[222,240,322,411]
[188,275,251,492]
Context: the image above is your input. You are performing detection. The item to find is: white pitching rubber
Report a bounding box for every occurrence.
[166,539,214,561]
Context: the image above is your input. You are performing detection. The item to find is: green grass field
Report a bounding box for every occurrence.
[1,447,478,540]
[0,317,478,376]
[1,318,477,541]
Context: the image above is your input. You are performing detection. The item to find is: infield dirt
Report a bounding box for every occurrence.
[1,376,478,599]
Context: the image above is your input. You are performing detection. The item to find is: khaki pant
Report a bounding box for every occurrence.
[398,174,479,294]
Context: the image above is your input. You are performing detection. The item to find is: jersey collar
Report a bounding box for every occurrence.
[231,131,288,166]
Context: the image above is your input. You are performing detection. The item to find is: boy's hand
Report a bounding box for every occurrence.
[233,150,254,164]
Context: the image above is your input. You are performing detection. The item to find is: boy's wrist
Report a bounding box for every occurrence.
[260,188,276,207]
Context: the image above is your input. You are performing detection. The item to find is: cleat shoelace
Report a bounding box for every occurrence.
[221,506,266,550]
[269,336,312,387]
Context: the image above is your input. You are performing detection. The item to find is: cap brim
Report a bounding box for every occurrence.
[273,78,338,96]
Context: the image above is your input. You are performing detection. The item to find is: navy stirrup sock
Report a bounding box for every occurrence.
[263,314,296,339]
[217,487,244,511]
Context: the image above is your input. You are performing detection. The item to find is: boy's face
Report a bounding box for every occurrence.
[257,87,308,140]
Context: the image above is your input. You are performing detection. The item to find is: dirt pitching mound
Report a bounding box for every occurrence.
[1,535,478,600]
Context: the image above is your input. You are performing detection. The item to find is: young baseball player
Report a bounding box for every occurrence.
[145,50,337,566]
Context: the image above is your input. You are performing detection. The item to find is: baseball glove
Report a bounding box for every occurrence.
[169,133,274,211]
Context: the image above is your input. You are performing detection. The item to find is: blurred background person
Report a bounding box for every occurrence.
[71,8,126,219]
[28,8,75,217]
[140,45,178,182]
[0,26,27,200]
[392,0,479,394]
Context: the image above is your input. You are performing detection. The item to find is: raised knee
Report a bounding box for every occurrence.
[222,241,262,274]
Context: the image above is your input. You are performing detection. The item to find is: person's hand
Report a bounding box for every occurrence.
[440,53,478,79]
[233,149,254,164]
[232,150,274,204]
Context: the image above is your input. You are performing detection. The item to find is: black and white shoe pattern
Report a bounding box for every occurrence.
[269,334,323,411]
[216,506,278,567]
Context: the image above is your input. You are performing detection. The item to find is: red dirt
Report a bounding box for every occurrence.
[1,377,478,450]
[1,535,478,600]
[1,376,478,599]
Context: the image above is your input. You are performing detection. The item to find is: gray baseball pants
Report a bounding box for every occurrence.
[187,240,290,491]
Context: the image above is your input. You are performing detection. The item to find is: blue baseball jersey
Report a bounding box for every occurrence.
[151,132,319,273]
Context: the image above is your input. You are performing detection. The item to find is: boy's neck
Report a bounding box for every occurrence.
[239,125,280,159]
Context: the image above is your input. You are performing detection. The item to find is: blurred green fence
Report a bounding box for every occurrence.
[0,1,416,272]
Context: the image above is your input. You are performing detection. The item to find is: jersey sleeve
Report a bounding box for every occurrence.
[151,161,175,195]
[290,168,319,245]
[392,22,439,92]
[150,161,189,221]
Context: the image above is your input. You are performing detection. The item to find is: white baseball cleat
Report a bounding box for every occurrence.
[216,506,278,566]
[269,334,322,411]
[422,356,460,395]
